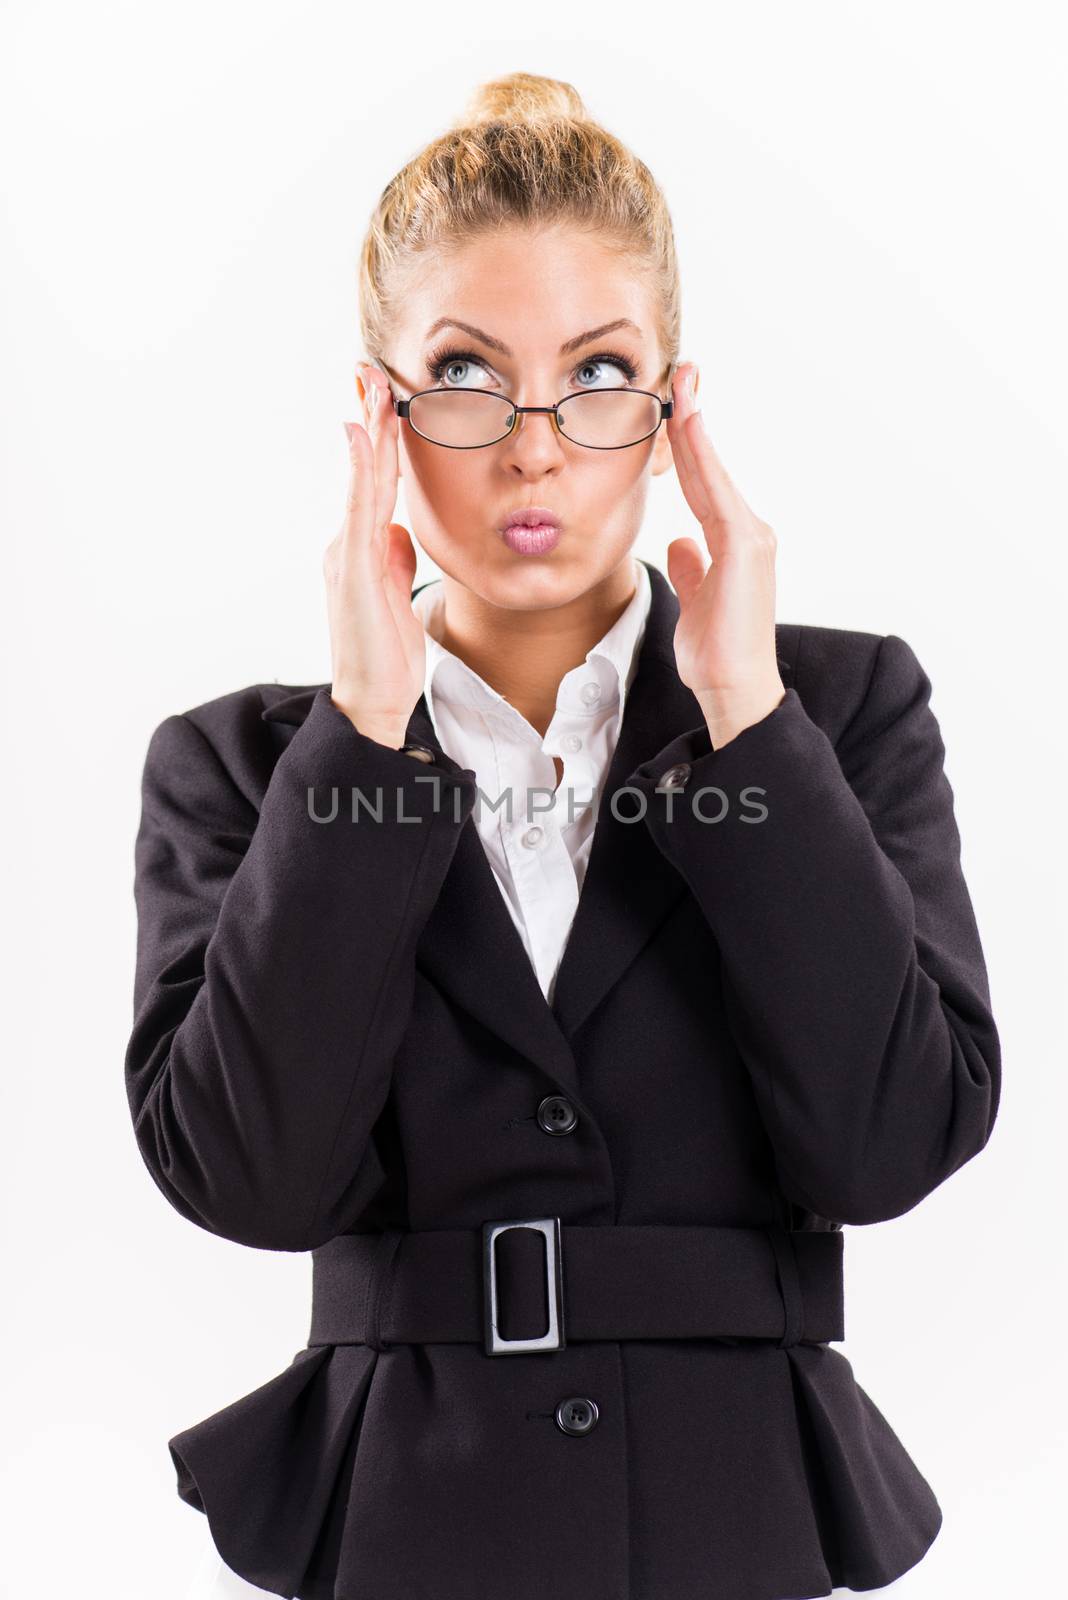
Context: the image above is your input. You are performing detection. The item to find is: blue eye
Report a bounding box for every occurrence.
[574,353,640,387]
[424,344,641,389]
[424,346,494,388]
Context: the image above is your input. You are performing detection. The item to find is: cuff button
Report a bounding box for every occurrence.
[656,762,692,792]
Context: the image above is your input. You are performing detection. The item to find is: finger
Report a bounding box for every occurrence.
[340,419,381,566]
[668,364,750,532]
[683,411,747,528]
[667,366,713,517]
[670,422,706,516]
[667,362,701,440]
[361,365,401,541]
[356,369,414,618]
[669,409,717,531]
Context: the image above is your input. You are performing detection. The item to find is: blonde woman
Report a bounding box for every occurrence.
[127,71,1000,1600]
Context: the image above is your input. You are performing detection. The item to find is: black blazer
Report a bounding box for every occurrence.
[125,559,1000,1600]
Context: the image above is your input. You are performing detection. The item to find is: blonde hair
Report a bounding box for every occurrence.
[358,71,680,387]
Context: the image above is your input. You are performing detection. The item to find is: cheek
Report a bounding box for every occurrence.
[401,432,653,534]
[402,434,488,507]
[589,451,655,516]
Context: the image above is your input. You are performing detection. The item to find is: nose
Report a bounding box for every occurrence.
[492,396,562,456]
[511,412,562,432]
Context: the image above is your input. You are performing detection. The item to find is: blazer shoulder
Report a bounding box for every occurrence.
[162,681,273,755]
[144,680,320,807]
[786,622,919,747]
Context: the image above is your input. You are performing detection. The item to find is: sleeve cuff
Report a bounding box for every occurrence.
[625,686,897,925]
[276,687,481,825]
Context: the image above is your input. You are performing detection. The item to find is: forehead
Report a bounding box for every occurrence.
[393,227,657,354]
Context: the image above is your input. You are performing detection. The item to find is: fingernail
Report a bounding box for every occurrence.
[689,368,698,398]
[343,422,354,445]
[366,378,378,418]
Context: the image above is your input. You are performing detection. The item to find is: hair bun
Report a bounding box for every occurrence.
[456,71,589,128]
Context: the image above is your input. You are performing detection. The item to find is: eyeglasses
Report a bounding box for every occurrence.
[391,385,673,451]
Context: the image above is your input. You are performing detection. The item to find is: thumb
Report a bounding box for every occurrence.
[666,537,708,610]
[384,523,418,595]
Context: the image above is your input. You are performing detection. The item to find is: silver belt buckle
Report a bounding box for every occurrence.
[482,1216,566,1355]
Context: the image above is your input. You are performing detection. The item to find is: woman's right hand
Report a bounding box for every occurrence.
[324,362,424,748]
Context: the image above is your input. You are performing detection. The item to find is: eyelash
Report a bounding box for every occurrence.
[424,342,641,388]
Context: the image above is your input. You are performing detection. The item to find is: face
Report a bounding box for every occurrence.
[370,224,675,613]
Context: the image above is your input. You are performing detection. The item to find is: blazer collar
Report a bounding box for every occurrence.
[261,561,797,1103]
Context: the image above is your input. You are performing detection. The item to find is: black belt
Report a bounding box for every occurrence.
[307,1219,844,1355]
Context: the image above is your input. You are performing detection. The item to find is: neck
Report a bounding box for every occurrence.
[430,556,641,739]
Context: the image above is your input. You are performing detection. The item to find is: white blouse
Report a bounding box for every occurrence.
[187,557,917,1600]
[411,556,653,1004]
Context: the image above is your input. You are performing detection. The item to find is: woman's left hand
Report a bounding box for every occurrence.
[665,362,786,748]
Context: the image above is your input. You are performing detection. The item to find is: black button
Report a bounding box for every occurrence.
[537,1095,578,1135]
[555,1396,599,1436]
[656,761,691,792]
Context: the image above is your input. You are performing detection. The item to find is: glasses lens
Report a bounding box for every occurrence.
[409,389,514,447]
[558,390,661,448]
[407,387,663,448]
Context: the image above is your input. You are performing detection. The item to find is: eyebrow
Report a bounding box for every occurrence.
[423,317,643,357]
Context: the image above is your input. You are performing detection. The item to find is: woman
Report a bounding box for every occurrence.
[127,72,1001,1600]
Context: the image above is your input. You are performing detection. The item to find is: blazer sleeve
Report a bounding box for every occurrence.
[627,633,1001,1226]
[125,687,478,1252]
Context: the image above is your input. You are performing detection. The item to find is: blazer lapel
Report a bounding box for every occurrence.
[398,692,585,1091]
[546,563,795,1041]
[261,562,797,1101]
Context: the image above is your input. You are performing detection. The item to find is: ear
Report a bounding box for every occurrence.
[650,420,674,479]
[650,359,683,478]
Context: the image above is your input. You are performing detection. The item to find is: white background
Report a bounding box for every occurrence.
[2,3,1065,1596]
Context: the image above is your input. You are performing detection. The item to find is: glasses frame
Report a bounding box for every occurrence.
[391,384,674,451]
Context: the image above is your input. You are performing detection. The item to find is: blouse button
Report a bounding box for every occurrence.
[562,734,582,752]
[537,1095,578,1135]
[521,826,545,849]
[579,681,601,707]
[555,1396,599,1436]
